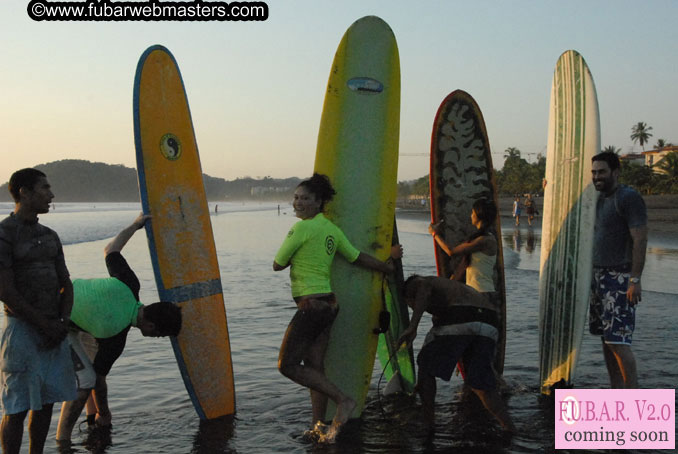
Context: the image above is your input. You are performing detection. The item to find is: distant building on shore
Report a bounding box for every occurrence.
[620,153,645,166]
[620,146,676,175]
[642,146,678,174]
[250,186,290,196]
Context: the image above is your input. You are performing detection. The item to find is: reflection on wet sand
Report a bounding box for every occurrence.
[505,226,536,255]
[501,221,678,295]
[526,228,535,254]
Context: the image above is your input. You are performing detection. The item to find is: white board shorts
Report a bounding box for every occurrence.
[68,329,97,390]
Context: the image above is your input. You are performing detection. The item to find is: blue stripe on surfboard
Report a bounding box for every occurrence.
[169,336,205,419]
[132,44,207,421]
[159,279,223,303]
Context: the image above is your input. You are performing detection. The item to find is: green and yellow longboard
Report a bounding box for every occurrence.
[314,16,412,418]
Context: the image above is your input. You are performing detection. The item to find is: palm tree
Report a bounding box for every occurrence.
[655,139,667,150]
[630,122,653,150]
[601,145,621,154]
[503,147,521,160]
[655,152,678,180]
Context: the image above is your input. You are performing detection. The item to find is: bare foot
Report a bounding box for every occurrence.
[319,398,356,444]
[302,421,328,442]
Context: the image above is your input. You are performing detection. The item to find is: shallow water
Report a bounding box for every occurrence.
[1,203,676,453]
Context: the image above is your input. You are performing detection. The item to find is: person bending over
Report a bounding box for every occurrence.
[398,275,514,432]
[56,213,182,445]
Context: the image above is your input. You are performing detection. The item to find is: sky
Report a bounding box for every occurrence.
[1,0,676,186]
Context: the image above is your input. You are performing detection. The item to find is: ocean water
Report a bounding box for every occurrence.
[1,202,676,454]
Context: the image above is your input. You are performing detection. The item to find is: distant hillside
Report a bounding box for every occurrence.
[0,160,301,202]
[0,160,139,202]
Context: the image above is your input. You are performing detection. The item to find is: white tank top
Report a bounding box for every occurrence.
[466,251,496,293]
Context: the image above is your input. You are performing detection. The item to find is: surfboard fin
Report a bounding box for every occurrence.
[383,372,403,396]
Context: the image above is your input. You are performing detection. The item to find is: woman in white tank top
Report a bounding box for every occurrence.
[429,199,498,296]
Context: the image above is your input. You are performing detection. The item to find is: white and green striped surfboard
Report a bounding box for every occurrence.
[538,50,599,395]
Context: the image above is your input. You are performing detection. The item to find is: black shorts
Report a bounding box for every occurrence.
[417,334,496,390]
[278,295,338,367]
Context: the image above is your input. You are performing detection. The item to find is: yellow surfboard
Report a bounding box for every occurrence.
[314,16,401,419]
[133,45,235,419]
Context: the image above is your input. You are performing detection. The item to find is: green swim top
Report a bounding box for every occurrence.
[71,277,142,338]
[275,213,360,298]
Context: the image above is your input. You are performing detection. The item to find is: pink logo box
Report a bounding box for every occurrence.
[555,389,675,450]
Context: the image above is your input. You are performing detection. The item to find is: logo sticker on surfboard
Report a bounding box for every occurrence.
[347,77,384,94]
[160,133,182,160]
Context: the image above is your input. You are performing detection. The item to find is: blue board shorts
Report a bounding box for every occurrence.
[417,322,498,391]
[589,267,636,345]
[0,317,77,415]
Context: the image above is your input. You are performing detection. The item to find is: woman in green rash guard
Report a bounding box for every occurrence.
[273,173,402,444]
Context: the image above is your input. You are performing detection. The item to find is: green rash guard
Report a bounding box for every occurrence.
[275,213,360,298]
[70,277,142,338]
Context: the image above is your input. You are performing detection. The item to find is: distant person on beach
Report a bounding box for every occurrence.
[512,196,521,226]
[273,173,402,443]
[55,213,182,445]
[428,199,499,308]
[524,194,538,226]
[397,275,514,432]
[0,168,77,454]
[590,151,647,388]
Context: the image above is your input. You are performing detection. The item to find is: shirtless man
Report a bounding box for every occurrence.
[398,275,514,432]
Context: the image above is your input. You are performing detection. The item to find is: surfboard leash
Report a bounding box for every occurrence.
[375,346,400,420]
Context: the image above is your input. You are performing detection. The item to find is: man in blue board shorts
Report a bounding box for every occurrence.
[590,151,647,388]
[397,275,514,433]
[0,168,77,454]
[55,213,182,445]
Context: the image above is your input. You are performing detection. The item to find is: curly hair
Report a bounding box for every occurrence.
[297,173,336,211]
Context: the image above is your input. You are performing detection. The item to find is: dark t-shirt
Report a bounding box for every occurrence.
[593,185,647,268]
[0,213,70,318]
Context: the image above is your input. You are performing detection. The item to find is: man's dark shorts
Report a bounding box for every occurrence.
[418,306,499,391]
[418,333,497,390]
